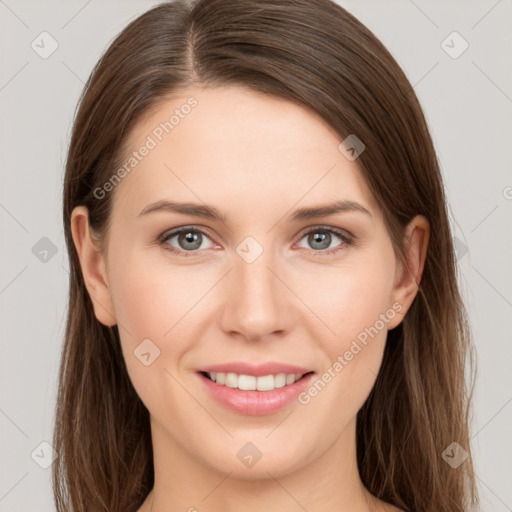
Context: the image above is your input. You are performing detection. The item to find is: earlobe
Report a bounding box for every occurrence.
[387,215,430,330]
[70,206,117,327]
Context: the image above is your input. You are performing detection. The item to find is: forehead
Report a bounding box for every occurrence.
[111,85,379,222]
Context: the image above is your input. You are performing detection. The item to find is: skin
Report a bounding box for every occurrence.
[71,85,429,512]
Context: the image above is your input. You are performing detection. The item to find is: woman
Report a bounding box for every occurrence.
[53,0,478,511]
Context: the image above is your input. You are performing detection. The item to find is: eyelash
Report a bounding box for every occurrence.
[158,225,355,258]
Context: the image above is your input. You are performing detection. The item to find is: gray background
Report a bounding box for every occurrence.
[1,0,511,511]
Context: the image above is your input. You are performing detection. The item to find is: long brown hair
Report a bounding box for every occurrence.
[54,1,478,510]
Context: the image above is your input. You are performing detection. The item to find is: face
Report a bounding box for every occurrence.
[76,85,418,480]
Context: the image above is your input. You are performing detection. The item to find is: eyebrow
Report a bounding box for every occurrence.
[138,199,372,222]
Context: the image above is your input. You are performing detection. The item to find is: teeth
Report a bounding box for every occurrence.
[206,371,305,391]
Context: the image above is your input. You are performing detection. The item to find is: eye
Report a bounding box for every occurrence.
[159,227,214,257]
[296,226,354,255]
[158,225,354,258]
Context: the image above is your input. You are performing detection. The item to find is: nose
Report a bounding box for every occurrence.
[219,243,294,342]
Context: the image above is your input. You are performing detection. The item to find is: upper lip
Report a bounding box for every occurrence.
[198,362,314,377]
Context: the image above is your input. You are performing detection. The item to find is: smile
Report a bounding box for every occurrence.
[203,371,308,391]
[197,367,316,416]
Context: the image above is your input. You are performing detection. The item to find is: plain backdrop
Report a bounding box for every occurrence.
[1,1,511,511]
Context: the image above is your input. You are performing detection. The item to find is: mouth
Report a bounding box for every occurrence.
[198,370,315,391]
[196,365,316,416]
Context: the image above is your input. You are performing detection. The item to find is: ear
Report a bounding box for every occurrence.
[387,215,430,330]
[70,206,117,327]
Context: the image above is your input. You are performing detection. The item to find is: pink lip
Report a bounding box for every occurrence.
[198,361,313,377]
[197,371,316,416]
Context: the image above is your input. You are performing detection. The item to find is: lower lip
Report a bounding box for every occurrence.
[197,372,316,416]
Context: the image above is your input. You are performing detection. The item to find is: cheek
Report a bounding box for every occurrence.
[106,250,203,414]
[107,248,219,376]
[296,253,395,422]
[110,262,169,342]
[108,247,205,336]
[301,255,395,349]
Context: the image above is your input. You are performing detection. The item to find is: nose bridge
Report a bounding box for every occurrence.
[238,250,276,302]
[221,235,289,340]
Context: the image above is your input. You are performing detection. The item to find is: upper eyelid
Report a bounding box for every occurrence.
[298,225,353,239]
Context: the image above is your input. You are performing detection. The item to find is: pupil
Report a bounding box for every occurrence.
[180,231,201,250]
[310,232,330,250]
